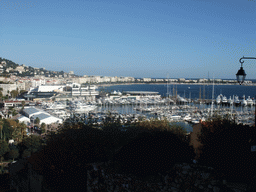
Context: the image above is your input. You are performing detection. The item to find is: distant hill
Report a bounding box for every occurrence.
[0,57,19,69]
[0,57,75,78]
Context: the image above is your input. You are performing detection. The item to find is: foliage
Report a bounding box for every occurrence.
[9,149,19,161]
[3,119,26,142]
[0,121,3,140]
[25,116,193,190]
[34,117,40,125]
[10,90,18,98]
[21,101,25,109]
[22,135,42,153]
[0,140,9,159]
[11,108,18,116]
[19,90,26,94]
[114,130,194,177]
[41,123,46,134]
[22,149,31,158]
[197,118,256,183]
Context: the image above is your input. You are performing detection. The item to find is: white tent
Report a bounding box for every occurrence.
[17,116,31,125]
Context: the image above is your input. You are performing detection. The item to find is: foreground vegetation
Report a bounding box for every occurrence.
[198,116,256,183]
[1,113,256,189]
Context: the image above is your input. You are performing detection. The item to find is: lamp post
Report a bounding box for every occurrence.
[236,56,256,85]
[236,56,256,126]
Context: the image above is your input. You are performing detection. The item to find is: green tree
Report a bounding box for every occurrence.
[0,121,3,140]
[9,149,19,161]
[19,90,26,94]
[10,90,18,98]
[41,123,46,134]
[21,101,25,109]
[0,140,9,163]
[19,122,27,140]
[22,135,42,153]
[11,108,18,116]
[198,118,256,183]
[34,117,40,125]
[22,149,31,158]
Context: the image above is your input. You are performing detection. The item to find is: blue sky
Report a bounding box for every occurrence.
[0,0,255,79]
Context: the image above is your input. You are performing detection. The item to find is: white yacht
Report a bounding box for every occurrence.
[74,104,97,113]
[246,96,253,106]
[170,115,182,120]
[216,95,221,104]
[191,118,200,124]
[177,95,188,103]
[234,96,240,106]
[221,95,228,105]
[228,96,233,105]
[241,95,247,106]
[183,114,192,121]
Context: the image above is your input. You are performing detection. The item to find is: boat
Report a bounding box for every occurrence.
[170,115,182,120]
[228,96,233,105]
[216,95,221,104]
[221,95,228,105]
[74,105,97,113]
[234,96,240,106]
[183,114,192,121]
[177,95,188,104]
[191,119,200,124]
[241,95,247,106]
[247,96,253,106]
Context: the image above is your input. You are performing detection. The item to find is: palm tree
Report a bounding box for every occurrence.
[20,123,27,139]
[21,101,25,109]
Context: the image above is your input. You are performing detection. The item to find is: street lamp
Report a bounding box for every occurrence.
[236,56,256,85]
[237,56,256,127]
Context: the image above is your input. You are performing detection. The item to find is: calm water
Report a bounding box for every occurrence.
[100,84,256,99]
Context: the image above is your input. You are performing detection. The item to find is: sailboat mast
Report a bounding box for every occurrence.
[211,76,215,117]
[167,74,169,98]
[199,87,201,101]
[203,85,205,102]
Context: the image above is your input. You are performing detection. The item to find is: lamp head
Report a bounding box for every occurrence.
[236,67,246,85]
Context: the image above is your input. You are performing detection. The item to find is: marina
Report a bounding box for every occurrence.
[37,87,256,133]
[10,83,256,134]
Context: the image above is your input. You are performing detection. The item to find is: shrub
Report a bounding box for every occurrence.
[114,130,194,177]
[198,119,256,183]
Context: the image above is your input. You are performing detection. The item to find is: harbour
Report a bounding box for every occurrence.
[35,83,256,134]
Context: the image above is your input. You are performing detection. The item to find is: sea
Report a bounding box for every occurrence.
[100,83,256,99]
[97,84,256,133]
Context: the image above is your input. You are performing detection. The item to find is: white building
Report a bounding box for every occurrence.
[31,79,46,88]
[17,116,31,125]
[22,107,63,125]
[70,83,99,100]
[28,85,65,93]
[143,78,152,82]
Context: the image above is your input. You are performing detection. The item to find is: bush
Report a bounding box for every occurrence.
[114,130,194,177]
[198,119,256,183]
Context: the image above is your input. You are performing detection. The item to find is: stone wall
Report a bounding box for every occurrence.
[87,161,252,192]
